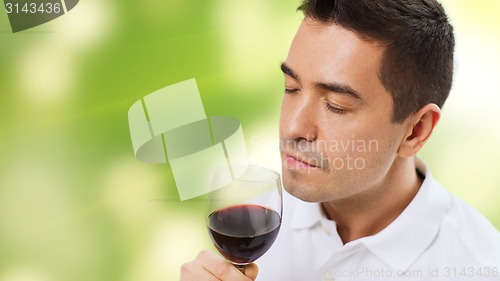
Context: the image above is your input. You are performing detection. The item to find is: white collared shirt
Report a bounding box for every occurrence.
[257,162,500,281]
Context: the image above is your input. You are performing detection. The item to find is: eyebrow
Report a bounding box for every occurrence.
[314,82,361,100]
[280,62,362,100]
[280,63,299,81]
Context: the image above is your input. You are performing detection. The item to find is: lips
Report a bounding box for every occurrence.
[284,153,320,169]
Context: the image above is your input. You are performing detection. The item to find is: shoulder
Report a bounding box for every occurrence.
[442,193,500,265]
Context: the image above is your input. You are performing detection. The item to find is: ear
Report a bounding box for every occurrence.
[398,103,441,158]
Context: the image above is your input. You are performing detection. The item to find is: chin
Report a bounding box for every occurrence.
[282,172,350,203]
[283,177,323,203]
[287,188,323,203]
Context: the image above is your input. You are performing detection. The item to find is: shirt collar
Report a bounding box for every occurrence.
[290,196,324,230]
[289,159,451,272]
[362,160,451,271]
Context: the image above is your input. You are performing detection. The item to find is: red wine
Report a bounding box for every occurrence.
[208,204,281,264]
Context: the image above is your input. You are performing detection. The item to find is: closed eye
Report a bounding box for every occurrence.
[324,101,346,114]
[284,88,299,94]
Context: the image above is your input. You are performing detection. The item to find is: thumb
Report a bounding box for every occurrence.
[242,263,259,280]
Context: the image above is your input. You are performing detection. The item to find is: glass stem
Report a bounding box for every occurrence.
[235,264,245,273]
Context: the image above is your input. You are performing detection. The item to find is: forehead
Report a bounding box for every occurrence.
[286,19,388,102]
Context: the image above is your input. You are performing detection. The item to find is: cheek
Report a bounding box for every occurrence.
[352,128,400,181]
[320,121,398,172]
[278,97,289,135]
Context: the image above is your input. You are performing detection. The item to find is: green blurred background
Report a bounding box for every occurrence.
[0,0,499,280]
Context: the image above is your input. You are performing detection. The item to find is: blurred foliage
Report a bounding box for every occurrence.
[0,0,499,280]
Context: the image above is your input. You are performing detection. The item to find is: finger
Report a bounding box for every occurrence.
[197,250,250,280]
[242,263,259,281]
[180,260,220,281]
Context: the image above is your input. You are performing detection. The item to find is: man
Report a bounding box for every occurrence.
[181,0,500,280]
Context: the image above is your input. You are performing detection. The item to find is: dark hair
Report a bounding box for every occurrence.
[298,0,455,123]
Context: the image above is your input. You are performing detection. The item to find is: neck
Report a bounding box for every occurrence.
[321,157,422,244]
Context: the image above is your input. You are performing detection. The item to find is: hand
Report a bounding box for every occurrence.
[180,250,259,281]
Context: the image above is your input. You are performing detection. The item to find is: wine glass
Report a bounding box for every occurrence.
[206,166,282,269]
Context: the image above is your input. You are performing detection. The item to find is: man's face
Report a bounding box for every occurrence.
[280,19,408,202]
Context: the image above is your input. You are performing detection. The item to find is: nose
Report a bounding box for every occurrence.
[280,94,318,143]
